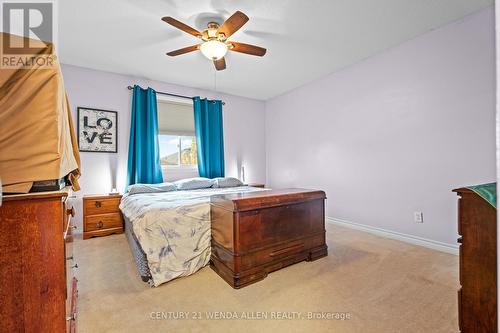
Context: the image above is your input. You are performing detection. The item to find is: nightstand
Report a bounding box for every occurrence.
[247,183,266,188]
[83,194,123,239]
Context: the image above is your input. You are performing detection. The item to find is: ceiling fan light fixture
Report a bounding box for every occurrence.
[200,40,228,60]
[163,11,266,71]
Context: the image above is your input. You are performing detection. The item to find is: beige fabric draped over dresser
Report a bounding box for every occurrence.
[0,33,81,193]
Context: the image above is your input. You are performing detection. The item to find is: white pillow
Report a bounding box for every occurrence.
[212,177,244,188]
[174,177,215,190]
[127,182,177,195]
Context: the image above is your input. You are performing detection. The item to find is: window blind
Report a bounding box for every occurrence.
[157,101,195,136]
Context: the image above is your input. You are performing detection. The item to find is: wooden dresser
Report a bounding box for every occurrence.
[83,194,123,239]
[0,189,78,333]
[210,189,328,288]
[454,187,497,333]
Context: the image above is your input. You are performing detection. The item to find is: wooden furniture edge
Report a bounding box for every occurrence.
[452,188,475,194]
[211,231,327,257]
[83,194,122,200]
[211,189,327,212]
[2,189,70,202]
[211,244,328,289]
[83,227,124,240]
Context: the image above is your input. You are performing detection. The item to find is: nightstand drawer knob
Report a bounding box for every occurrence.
[96,221,104,229]
[95,201,102,208]
[67,207,75,217]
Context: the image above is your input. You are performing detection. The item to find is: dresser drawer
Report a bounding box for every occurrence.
[85,213,123,231]
[239,234,325,270]
[84,197,121,215]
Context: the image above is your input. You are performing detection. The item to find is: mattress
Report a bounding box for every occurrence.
[119,186,266,287]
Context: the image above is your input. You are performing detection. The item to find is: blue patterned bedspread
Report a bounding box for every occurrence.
[119,186,266,287]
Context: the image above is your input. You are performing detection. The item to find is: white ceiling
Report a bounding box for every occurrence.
[58,0,493,100]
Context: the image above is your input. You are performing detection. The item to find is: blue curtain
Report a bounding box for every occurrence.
[193,97,225,178]
[126,85,163,186]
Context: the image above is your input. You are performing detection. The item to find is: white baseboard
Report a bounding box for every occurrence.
[326,217,458,255]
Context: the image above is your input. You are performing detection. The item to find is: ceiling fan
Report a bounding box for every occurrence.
[162,11,266,71]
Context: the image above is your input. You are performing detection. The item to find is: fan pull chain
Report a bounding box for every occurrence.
[214,69,217,93]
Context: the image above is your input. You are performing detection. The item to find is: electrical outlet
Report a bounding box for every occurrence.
[414,212,424,223]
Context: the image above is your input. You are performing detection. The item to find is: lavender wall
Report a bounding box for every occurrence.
[265,8,496,246]
[62,64,266,228]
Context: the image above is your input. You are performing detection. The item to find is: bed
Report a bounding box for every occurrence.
[119,185,267,286]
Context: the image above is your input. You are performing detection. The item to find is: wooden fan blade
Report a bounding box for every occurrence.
[228,42,266,56]
[162,17,201,38]
[213,57,226,71]
[166,44,200,56]
[218,11,249,38]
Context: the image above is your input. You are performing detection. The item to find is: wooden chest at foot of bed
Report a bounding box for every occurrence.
[210,189,328,289]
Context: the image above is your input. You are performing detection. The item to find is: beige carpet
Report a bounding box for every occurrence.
[74,224,458,333]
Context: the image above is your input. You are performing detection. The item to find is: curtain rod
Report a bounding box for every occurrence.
[126,85,225,105]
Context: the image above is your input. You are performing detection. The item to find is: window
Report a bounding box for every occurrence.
[159,134,197,167]
[157,99,197,169]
